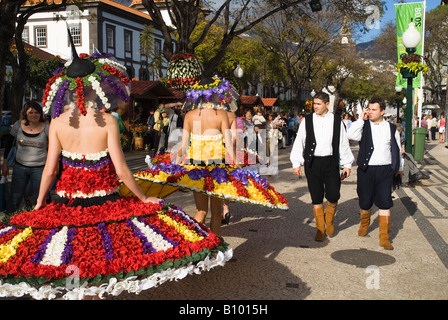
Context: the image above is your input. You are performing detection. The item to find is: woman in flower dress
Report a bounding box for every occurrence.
[0,51,232,300]
[176,82,235,235]
[135,78,288,236]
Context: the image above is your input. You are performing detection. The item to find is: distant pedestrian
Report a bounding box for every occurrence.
[286,113,298,146]
[290,92,354,241]
[347,98,403,250]
[343,113,352,130]
[428,114,437,141]
[242,108,257,152]
[421,116,429,141]
[438,114,445,143]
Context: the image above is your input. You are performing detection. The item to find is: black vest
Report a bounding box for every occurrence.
[304,113,341,168]
[357,120,400,173]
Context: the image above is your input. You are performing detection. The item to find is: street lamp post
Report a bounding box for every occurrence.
[395,86,403,121]
[400,20,421,154]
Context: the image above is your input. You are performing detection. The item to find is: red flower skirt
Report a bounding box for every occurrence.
[0,196,231,299]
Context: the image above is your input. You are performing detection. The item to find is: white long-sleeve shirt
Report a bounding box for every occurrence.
[347,118,404,171]
[290,112,354,169]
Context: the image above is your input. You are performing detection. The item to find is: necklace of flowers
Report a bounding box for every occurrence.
[42,52,131,117]
[185,77,233,104]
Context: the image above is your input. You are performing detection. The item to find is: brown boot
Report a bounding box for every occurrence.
[358,209,371,237]
[313,205,325,241]
[325,201,337,237]
[379,215,394,250]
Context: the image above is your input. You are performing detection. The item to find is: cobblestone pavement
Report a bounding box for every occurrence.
[2,141,447,306]
[110,141,448,301]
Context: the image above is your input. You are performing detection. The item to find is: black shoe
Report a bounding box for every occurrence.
[415,172,429,180]
[402,182,414,187]
[221,212,230,225]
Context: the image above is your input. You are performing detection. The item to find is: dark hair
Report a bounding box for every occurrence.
[313,91,330,104]
[244,108,253,116]
[22,101,45,125]
[368,97,386,111]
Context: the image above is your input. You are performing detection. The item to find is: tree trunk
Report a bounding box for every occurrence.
[0,0,24,121]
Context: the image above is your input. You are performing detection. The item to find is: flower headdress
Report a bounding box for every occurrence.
[182,76,239,113]
[42,30,131,118]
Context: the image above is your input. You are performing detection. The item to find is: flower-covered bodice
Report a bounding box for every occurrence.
[56,149,120,199]
[187,133,226,164]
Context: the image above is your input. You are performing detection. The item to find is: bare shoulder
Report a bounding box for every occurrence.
[103,112,117,123]
[49,116,66,129]
[216,109,229,117]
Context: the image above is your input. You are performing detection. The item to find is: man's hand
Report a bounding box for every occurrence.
[341,167,351,180]
[360,108,369,121]
[293,167,302,176]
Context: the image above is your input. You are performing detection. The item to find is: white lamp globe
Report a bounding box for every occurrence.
[402,21,421,49]
[234,64,244,78]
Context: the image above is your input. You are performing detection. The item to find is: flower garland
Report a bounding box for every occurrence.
[42,52,131,117]
[61,149,112,170]
[75,77,87,116]
[52,79,70,118]
[185,77,234,105]
[0,200,232,299]
[134,163,289,210]
[166,52,202,91]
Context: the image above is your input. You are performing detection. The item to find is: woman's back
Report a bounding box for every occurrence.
[184,108,228,135]
[51,108,115,154]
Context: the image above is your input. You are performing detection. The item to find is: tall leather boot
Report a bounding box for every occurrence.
[358,209,371,237]
[325,201,337,237]
[379,215,394,250]
[313,206,325,242]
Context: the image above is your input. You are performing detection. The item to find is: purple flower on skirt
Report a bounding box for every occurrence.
[188,168,208,180]
[209,167,228,184]
[229,168,249,186]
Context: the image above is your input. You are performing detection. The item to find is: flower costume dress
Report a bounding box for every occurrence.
[133,78,288,210]
[0,51,232,300]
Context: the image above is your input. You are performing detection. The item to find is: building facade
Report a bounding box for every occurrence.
[22,0,171,81]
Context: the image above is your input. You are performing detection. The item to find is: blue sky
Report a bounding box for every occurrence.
[358,0,440,43]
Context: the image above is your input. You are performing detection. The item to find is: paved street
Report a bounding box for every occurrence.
[110,140,448,301]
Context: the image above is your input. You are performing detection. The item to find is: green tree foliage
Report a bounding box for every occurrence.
[424,4,448,110]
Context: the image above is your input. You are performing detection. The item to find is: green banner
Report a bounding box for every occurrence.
[395,2,425,88]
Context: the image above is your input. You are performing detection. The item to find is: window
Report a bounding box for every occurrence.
[35,26,47,47]
[124,30,132,53]
[139,68,149,81]
[22,27,29,44]
[155,39,162,56]
[106,25,115,50]
[69,25,81,46]
[126,65,135,79]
